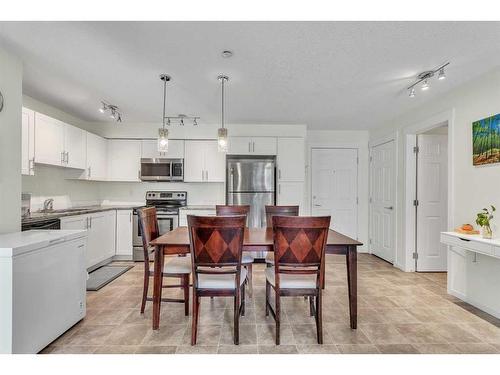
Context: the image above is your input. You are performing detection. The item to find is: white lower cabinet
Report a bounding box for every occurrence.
[115,210,133,258]
[277,182,304,212]
[61,210,116,269]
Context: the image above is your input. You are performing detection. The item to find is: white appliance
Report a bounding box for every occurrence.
[0,229,87,354]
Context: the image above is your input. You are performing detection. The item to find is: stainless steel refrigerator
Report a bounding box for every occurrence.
[226,156,276,232]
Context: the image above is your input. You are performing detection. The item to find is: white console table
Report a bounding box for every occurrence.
[441,231,500,318]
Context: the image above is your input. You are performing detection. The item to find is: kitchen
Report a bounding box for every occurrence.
[3,17,500,362]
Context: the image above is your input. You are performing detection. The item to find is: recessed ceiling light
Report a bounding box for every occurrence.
[221,50,233,58]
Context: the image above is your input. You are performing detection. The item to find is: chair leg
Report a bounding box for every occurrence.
[265,280,270,317]
[140,270,149,314]
[275,290,281,345]
[241,284,246,317]
[234,293,240,345]
[246,264,253,297]
[309,296,314,316]
[316,290,323,344]
[183,274,190,316]
[191,291,199,345]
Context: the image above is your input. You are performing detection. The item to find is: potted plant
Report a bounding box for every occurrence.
[476,205,496,239]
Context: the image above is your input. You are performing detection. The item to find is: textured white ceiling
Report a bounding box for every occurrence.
[1,21,500,129]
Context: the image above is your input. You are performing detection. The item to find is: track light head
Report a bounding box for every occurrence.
[409,87,416,98]
[421,79,430,91]
[438,67,446,80]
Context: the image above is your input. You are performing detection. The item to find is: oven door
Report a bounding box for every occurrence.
[157,214,179,234]
[140,158,171,181]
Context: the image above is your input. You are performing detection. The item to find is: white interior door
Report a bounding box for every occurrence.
[370,140,395,263]
[311,148,358,239]
[416,134,448,271]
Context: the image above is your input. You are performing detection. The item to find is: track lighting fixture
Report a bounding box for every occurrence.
[406,62,449,98]
[98,101,122,122]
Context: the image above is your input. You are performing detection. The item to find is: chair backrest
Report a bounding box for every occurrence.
[137,206,159,264]
[272,216,331,288]
[216,205,250,216]
[187,215,246,288]
[265,205,299,227]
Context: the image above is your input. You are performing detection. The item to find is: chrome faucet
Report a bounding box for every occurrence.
[42,198,54,212]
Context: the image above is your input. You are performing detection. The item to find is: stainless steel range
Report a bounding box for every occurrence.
[132,191,187,261]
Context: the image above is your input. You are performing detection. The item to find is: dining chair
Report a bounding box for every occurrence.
[266,215,331,344]
[264,205,300,266]
[137,207,191,315]
[187,215,247,345]
[215,205,253,294]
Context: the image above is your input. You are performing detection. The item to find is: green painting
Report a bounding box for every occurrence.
[472,114,500,166]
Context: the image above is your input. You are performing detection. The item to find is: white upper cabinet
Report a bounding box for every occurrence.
[107,139,142,182]
[34,111,86,169]
[85,132,107,181]
[141,139,184,159]
[64,124,86,169]
[227,137,277,155]
[277,138,305,182]
[34,112,65,167]
[184,140,225,182]
[21,107,35,176]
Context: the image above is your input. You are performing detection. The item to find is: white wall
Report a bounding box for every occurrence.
[370,66,500,270]
[306,130,370,252]
[0,47,22,233]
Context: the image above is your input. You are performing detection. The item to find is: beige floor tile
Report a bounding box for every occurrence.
[452,343,498,354]
[181,325,221,346]
[43,345,98,354]
[461,322,500,343]
[291,324,331,344]
[376,344,420,354]
[176,345,218,354]
[105,323,150,345]
[135,346,177,354]
[413,344,459,354]
[257,323,295,345]
[220,323,257,345]
[359,324,409,344]
[141,324,187,346]
[336,344,380,354]
[325,323,371,344]
[217,345,259,354]
[395,323,448,344]
[65,325,115,346]
[427,323,482,344]
[375,309,420,324]
[94,345,137,354]
[296,344,340,354]
[258,345,298,354]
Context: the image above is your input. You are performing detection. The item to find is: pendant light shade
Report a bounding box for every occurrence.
[217,74,229,153]
[158,74,171,152]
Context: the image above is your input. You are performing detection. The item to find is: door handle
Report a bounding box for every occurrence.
[314,204,321,207]
[384,206,394,210]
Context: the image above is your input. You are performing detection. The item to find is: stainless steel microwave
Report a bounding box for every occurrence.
[140,158,184,182]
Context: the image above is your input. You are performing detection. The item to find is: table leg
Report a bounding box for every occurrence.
[152,245,164,330]
[346,245,357,329]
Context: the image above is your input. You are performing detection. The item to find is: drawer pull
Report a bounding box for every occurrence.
[459,238,471,242]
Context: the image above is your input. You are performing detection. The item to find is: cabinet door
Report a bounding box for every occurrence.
[107,139,141,181]
[277,138,305,182]
[34,112,65,166]
[141,139,184,159]
[60,215,90,266]
[277,182,304,212]
[204,141,226,182]
[116,210,133,257]
[64,124,86,169]
[184,140,205,182]
[86,132,107,181]
[87,211,115,267]
[21,108,35,176]
[252,137,277,155]
[448,246,467,299]
[227,137,253,155]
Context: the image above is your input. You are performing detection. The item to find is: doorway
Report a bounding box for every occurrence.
[414,125,448,271]
[311,148,358,239]
[369,140,396,263]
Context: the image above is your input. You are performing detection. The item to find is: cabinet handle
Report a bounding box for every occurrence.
[138,170,141,180]
[29,158,35,174]
[278,169,282,180]
[253,142,255,152]
[66,152,69,164]
[279,184,281,194]
[201,170,204,181]
[248,142,251,153]
[129,212,132,222]
[61,152,65,164]
[88,166,91,179]
[90,217,92,229]
[206,170,208,181]
[85,217,89,229]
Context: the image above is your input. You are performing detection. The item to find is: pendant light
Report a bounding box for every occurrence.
[158,74,171,152]
[217,74,229,152]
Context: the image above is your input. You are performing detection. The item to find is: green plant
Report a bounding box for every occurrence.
[476,205,496,228]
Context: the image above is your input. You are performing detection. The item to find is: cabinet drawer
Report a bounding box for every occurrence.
[440,234,494,255]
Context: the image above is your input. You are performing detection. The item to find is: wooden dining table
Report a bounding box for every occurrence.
[149,226,362,330]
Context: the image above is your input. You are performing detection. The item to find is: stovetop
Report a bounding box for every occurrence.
[144,191,187,214]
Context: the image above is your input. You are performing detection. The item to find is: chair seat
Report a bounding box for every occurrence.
[265,267,316,289]
[265,252,274,264]
[150,256,191,275]
[242,253,254,264]
[198,267,247,289]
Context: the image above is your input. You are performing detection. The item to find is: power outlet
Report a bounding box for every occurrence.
[79,301,84,311]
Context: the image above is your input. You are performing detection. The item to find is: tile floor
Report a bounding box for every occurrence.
[41,254,500,354]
